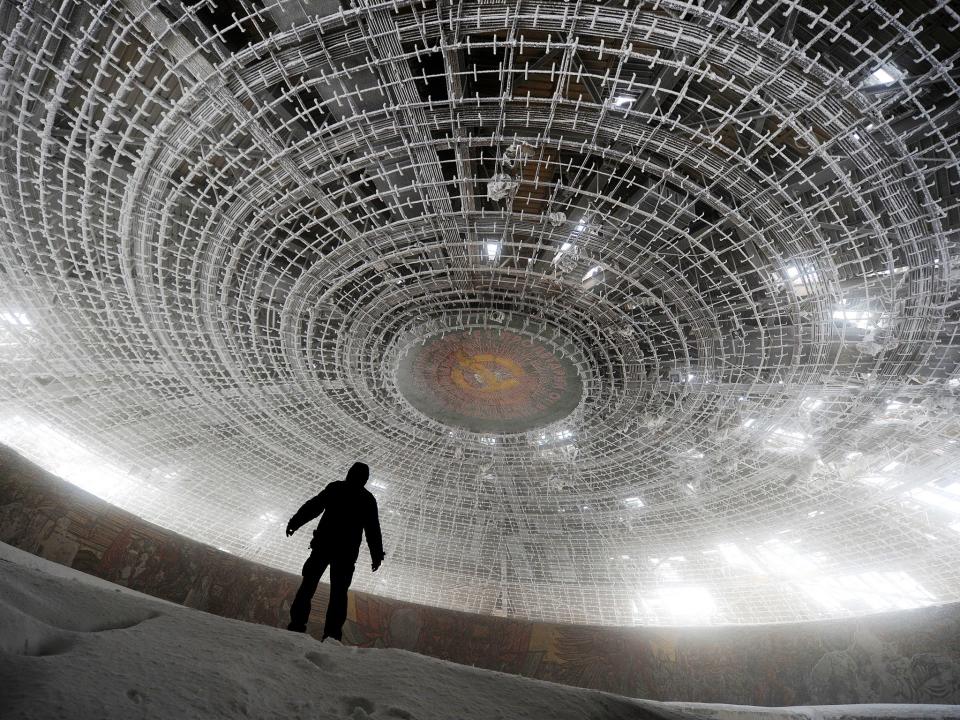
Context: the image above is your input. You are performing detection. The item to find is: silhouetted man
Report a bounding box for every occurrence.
[285,462,385,640]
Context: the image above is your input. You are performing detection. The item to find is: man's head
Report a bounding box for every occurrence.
[345,461,370,485]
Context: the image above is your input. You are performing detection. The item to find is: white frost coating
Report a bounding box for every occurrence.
[0,0,959,627]
[1,545,957,720]
[486,173,519,201]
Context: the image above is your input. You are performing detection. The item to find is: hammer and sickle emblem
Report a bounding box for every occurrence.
[450,350,524,393]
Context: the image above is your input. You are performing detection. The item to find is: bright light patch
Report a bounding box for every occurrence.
[485,242,500,261]
[0,310,33,350]
[866,265,910,278]
[768,426,809,452]
[783,265,818,291]
[801,397,823,412]
[863,65,903,87]
[717,543,763,574]
[537,428,575,447]
[801,571,934,614]
[0,310,31,326]
[755,539,823,577]
[640,586,716,624]
[0,413,136,502]
[908,483,960,516]
[623,496,644,508]
[832,309,873,329]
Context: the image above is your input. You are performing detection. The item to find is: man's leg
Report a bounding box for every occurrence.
[322,559,356,640]
[288,553,329,631]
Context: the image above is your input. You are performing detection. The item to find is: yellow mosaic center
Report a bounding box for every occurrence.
[450,351,524,394]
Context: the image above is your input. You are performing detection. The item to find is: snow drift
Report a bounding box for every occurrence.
[0,542,957,720]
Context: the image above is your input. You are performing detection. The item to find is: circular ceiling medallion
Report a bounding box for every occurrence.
[396,330,583,433]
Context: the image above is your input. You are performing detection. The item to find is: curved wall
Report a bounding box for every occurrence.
[1,443,959,706]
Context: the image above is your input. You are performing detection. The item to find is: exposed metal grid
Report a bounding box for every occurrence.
[1,0,959,625]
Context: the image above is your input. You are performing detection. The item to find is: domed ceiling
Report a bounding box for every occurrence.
[1,0,958,625]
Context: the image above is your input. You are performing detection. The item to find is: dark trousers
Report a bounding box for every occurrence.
[289,550,355,639]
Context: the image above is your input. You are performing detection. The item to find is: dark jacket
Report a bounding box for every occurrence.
[288,479,384,564]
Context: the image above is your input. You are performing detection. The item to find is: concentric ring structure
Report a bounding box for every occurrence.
[1,0,959,626]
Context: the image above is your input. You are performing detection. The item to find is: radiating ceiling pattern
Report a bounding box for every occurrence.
[1,0,959,625]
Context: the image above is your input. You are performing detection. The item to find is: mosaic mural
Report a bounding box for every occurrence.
[396,329,582,433]
[1,443,959,706]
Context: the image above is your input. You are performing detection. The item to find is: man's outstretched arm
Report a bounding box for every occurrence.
[364,496,385,571]
[286,486,330,537]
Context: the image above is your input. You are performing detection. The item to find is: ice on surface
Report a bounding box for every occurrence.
[0,542,957,720]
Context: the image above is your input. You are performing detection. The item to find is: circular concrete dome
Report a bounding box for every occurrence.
[0,0,958,626]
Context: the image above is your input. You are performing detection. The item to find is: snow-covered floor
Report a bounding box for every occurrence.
[1,543,957,720]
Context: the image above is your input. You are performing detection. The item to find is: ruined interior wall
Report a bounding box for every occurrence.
[1,443,958,706]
